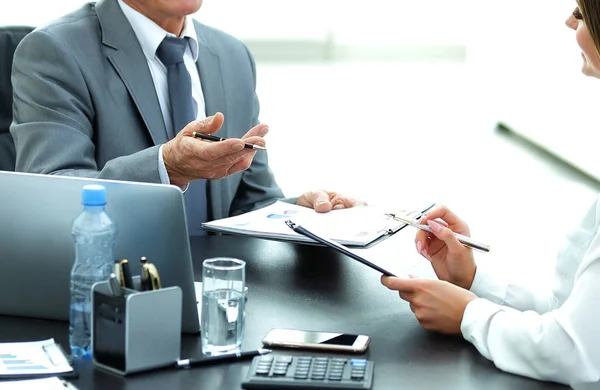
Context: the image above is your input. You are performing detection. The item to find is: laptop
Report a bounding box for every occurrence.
[0,171,200,334]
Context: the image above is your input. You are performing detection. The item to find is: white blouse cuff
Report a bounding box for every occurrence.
[460,298,503,358]
[469,260,507,303]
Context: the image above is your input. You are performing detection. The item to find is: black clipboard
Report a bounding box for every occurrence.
[285,220,397,277]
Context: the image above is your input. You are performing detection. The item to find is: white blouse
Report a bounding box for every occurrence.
[461,196,600,386]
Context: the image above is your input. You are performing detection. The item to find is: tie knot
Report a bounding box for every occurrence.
[156,36,188,66]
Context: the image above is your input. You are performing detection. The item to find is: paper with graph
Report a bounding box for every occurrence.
[1,377,70,390]
[0,339,72,377]
[202,201,434,247]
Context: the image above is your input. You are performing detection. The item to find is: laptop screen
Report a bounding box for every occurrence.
[0,171,200,334]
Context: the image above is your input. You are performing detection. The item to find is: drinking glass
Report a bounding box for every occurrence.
[201,257,246,356]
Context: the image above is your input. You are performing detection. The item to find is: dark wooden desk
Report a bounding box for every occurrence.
[0,235,571,389]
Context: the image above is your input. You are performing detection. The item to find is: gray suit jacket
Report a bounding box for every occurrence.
[10,0,286,220]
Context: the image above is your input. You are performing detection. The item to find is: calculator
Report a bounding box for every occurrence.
[241,354,374,389]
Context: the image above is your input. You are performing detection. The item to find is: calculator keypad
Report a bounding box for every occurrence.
[242,354,373,389]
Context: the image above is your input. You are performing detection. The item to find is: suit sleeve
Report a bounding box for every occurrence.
[10,29,161,183]
[228,46,288,216]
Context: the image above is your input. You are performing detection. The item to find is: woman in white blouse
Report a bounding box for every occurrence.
[381,1,600,386]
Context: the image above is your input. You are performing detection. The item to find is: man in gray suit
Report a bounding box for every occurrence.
[10,0,362,231]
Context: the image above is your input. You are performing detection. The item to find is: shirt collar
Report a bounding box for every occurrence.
[118,0,199,62]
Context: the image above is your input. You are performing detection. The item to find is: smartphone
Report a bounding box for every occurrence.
[262,328,371,353]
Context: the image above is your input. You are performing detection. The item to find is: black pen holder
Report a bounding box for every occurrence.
[91,279,182,375]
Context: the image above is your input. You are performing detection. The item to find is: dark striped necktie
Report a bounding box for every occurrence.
[156,36,207,236]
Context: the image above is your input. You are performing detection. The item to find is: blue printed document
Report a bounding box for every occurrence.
[0,339,73,378]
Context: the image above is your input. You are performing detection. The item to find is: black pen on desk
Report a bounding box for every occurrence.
[386,213,491,253]
[192,132,266,151]
[176,349,272,369]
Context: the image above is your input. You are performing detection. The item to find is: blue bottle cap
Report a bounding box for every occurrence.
[81,184,107,206]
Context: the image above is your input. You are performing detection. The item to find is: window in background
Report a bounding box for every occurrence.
[199,0,471,62]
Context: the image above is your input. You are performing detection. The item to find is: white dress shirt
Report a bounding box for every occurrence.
[118,0,206,184]
[461,195,600,386]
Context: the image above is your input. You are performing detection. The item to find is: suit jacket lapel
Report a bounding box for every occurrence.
[95,0,168,145]
[194,22,227,218]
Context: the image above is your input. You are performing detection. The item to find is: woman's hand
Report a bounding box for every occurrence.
[415,205,477,290]
[381,276,477,334]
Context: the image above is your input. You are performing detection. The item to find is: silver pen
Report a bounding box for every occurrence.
[386,213,491,253]
[107,273,123,297]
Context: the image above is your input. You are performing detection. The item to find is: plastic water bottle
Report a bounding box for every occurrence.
[69,184,116,359]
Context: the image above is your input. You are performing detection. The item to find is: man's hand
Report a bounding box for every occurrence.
[381,276,477,334]
[296,190,366,213]
[162,112,268,187]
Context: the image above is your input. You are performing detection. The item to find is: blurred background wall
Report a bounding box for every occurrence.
[2,0,598,212]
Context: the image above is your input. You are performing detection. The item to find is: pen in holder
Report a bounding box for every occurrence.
[91,277,182,375]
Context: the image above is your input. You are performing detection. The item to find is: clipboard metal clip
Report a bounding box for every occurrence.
[377,227,395,236]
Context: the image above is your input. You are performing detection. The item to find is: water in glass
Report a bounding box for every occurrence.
[201,288,245,355]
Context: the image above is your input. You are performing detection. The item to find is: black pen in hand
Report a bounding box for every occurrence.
[176,349,272,368]
[192,132,266,151]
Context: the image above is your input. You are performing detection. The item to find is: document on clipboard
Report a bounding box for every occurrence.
[202,201,435,248]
